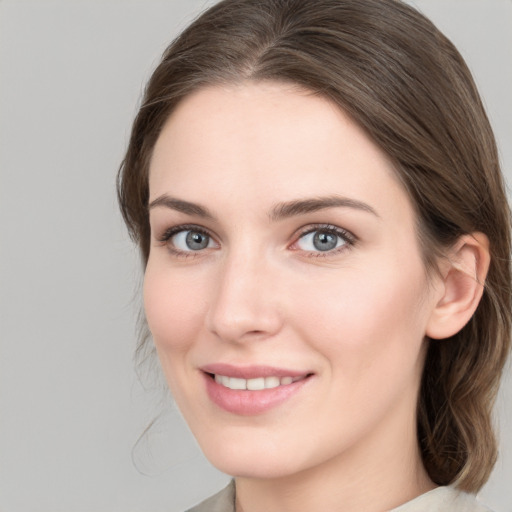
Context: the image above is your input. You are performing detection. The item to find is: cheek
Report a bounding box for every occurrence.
[291,259,430,377]
[143,261,207,353]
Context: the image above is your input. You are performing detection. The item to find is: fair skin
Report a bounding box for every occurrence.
[144,82,489,512]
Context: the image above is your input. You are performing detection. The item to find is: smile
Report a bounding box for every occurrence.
[213,374,305,390]
[201,365,313,415]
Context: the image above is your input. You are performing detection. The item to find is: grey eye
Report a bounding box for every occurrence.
[186,231,209,250]
[297,230,346,252]
[172,230,212,251]
[313,232,338,251]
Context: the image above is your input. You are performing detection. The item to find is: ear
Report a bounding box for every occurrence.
[426,232,490,340]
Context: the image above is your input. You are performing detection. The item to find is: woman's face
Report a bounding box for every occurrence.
[145,82,442,479]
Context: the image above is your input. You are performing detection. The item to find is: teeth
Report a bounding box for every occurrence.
[247,377,264,391]
[214,374,303,390]
[229,377,246,390]
[264,376,280,389]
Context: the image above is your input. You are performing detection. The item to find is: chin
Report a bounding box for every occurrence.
[195,430,315,480]
[208,454,299,480]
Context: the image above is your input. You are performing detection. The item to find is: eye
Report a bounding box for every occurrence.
[172,229,214,251]
[294,226,353,254]
[157,225,217,254]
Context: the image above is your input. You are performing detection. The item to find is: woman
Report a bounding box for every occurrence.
[117,0,511,510]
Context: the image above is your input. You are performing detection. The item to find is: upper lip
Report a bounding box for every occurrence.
[200,363,311,379]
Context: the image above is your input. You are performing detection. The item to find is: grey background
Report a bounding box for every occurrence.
[0,1,510,511]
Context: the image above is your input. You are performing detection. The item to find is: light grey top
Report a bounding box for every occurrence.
[185,481,493,512]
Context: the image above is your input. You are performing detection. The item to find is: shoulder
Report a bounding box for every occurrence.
[390,486,494,512]
[185,481,236,512]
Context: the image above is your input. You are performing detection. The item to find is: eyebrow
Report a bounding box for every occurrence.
[148,195,215,219]
[148,193,379,221]
[269,195,379,221]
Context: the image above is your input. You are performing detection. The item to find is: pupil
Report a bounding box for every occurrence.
[186,231,209,250]
[313,232,337,251]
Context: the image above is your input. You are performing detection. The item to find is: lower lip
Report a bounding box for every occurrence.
[203,373,311,415]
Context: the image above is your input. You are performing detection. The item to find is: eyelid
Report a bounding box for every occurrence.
[289,224,357,255]
[155,223,219,257]
[156,223,213,243]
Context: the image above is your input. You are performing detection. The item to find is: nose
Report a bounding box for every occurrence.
[205,249,283,343]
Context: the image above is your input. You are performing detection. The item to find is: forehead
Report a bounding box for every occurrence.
[149,82,412,224]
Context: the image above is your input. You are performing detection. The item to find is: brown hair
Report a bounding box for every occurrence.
[118,0,511,492]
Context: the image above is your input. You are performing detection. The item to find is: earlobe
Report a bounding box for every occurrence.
[426,232,490,340]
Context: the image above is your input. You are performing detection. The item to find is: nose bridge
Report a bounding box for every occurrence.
[206,243,282,342]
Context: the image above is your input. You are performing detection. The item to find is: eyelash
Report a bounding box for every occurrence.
[155,223,356,258]
[291,224,356,257]
[157,224,214,258]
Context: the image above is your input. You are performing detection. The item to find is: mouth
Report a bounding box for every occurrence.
[208,373,307,390]
[200,364,314,415]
